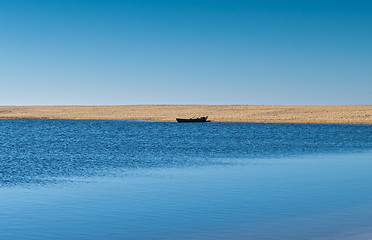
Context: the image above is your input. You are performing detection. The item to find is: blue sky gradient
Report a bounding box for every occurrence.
[1,0,371,105]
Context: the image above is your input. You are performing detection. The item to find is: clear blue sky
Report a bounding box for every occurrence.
[1,0,371,105]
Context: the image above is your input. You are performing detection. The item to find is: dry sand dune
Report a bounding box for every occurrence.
[0,105,371,124]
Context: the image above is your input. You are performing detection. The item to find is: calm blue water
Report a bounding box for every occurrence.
[1,120,372,239]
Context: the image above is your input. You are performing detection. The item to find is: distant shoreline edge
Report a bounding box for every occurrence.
[0,105,371,124]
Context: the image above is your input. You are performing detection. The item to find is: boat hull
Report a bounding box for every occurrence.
[176,117,210,123]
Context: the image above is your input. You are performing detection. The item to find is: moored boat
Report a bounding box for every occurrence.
[176,116,210,123]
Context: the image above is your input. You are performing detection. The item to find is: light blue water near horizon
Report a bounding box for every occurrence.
[1,120,372,239]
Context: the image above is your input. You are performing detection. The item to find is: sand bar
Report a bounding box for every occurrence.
[0,105,371,124]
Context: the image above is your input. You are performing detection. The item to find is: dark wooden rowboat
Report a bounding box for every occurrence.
[176,116,210,123]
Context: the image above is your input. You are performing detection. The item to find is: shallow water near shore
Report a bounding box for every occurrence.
[1,120,372,239]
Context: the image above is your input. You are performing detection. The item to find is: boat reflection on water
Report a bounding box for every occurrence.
[176,116,210,122]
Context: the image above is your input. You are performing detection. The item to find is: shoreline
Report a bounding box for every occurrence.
[0,105,371,124]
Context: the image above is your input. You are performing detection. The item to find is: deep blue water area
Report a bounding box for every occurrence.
[1,120,371,186]
[0,120,372,239]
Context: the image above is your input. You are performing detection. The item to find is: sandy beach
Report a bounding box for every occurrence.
[0,105,371,124]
